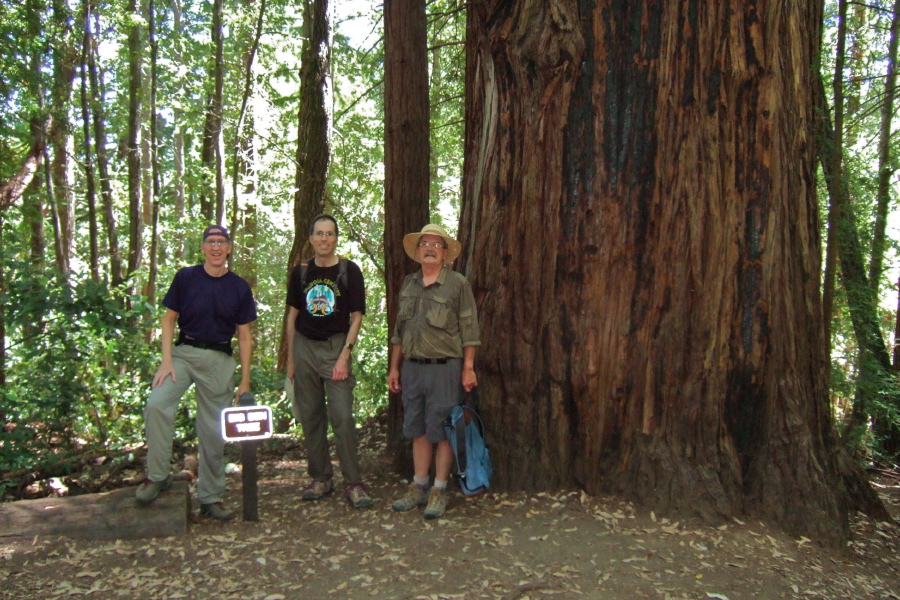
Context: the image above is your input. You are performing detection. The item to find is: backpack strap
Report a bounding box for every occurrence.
[336,257,348,291]
[299,258,312,289]
[299,257,348,291]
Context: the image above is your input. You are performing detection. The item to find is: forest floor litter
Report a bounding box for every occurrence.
[2,415,900,600]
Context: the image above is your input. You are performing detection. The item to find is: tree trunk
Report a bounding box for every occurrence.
[822,0,847,376]
[79,1,99,281]
[895,275,900,371]
[815,76,895,446]
[383,0,430,466]
[870,0,900,295]
[147,0,161,308]
[50,0,77,273]
[0,117,48,210]
[126,0,143,279]
[40,99,66,274]
[88,9,124,287]
[458,0,883,546]
[201,95,215,222]
[173,0,186,260]
[231,0,265,309]
[277,0,331,372]
[212,0,226,225]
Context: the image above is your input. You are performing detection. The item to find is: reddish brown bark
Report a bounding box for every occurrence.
[383,0,430,464]
[458,0,880,545]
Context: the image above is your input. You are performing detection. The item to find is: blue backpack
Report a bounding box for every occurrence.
[443,389,493,496]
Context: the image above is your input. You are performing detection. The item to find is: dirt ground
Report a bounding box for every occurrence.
[2,418,900,600]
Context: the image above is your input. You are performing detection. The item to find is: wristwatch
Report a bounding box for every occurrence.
[345,342,355,351]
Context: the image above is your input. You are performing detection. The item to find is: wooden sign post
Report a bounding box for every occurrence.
[221,394,272,522]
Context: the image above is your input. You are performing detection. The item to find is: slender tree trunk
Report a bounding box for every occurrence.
[277,0,331,372]
[815,71,895,446]
[459,0,885,546]
[40,97,66,274]
[0,212,6,386]
[173,0,186,260]
[383,0,430,466]
[894,275,900,371]
[212,0,226,225]
[821,0,848,352]
[147,0,161,308]
[24,126,45,266]
[50,0,76,273]
[89,10,123,286]
[126,0,143,279]
[0,117,48,210]
[79,1,99,281]
[230,0,266,242]
[870,0,900,293]
[232,0,265,314]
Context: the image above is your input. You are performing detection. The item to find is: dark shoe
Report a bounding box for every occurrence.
[200,502,233,521]
[392,482,429,512]
[301,479,333,501]
[423,487,448,520]
[135,474,172,503]
[346,482,373,509]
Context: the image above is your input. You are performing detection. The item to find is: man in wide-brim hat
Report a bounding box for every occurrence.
[388,223,480,520]
[401,223,463,265]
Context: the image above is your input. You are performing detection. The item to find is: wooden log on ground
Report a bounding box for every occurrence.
[0,481,190,542]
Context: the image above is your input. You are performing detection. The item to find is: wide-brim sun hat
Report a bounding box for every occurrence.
[403,224,462,264]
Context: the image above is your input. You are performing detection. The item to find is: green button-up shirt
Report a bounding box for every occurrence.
[391,267,481,359]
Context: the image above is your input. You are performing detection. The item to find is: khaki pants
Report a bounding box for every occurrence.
[292,332,362,484]
[144,345,235,504]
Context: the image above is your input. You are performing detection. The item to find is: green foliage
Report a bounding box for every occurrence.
[819,0,900,456]
[0,263,154,472]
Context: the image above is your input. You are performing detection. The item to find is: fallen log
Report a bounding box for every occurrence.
[0,481,190,542]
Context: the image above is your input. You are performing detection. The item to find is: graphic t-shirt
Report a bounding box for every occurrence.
[287,258,366,340]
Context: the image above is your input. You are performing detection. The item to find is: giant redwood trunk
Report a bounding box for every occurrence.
[458,0,883,544]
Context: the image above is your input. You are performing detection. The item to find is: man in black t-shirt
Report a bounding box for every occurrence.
[286,215,371,509]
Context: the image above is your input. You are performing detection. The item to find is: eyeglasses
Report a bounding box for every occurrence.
[417,240,445,249]
[204,240,229,247]
[312,231,335,238]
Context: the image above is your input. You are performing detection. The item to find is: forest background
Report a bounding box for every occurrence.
[1,0,899,540]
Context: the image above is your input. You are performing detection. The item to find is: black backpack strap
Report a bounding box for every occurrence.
[299,257,312,289]
[336,257,348,291]
[303,257,348,290]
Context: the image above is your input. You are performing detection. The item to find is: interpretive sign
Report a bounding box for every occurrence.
[221,406,273,442]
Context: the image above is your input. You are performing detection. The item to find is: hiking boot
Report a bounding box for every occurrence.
[200,502,233,521]
[301,479,333,501]
[423,487,448,520]
[135,474,172,503]
[392,482,429,512]
[346,482,373,509]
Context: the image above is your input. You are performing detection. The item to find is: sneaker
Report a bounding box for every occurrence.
[346,483,373,509]
[200,502,234,521]
[423,487,448,520]
[135,474,172,503]
[301,479,333,501]
[391,482,429,512]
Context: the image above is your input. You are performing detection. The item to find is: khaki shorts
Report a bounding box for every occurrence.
[401,358,463,442]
